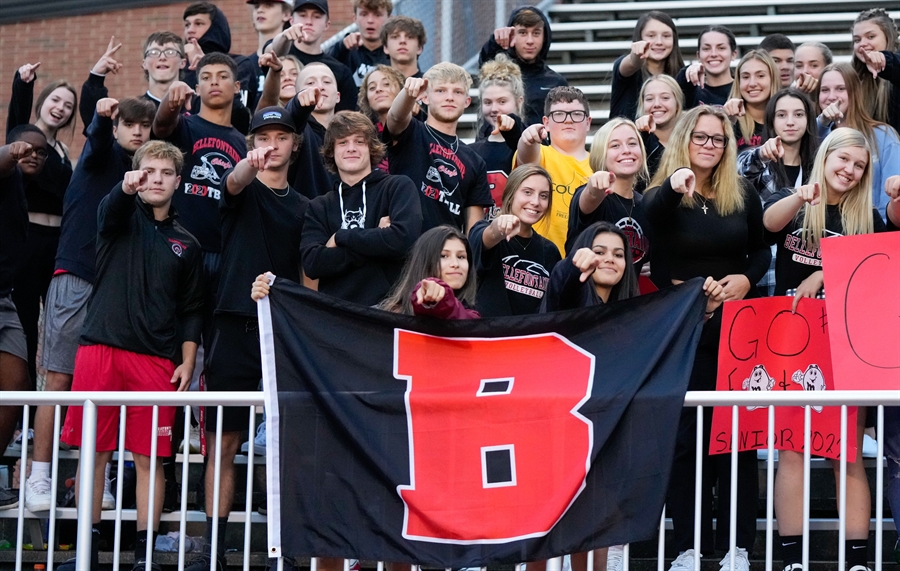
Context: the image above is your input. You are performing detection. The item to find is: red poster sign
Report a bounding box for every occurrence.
[710,297,857,460]
[821,232,900,391]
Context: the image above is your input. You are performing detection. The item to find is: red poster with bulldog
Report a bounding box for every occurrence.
[709,297,857,460]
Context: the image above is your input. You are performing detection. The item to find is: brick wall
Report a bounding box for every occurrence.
[0,0,353,160]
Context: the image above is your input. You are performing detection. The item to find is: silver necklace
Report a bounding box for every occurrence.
[696,193,711,215]
[261,179,289,198]
[425,123,459,154]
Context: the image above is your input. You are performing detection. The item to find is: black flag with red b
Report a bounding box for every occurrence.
[259,278,707,567]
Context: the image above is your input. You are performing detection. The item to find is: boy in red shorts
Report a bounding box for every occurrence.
[61,140,203,571]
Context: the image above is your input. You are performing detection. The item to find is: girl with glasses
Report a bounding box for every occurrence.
[644,105,771,571]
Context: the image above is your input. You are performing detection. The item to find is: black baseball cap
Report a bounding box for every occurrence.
[294,0,328,15]
[250,107,296,133]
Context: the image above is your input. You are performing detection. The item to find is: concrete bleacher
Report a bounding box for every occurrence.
[457,0,899,143]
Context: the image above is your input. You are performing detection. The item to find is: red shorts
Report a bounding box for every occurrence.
[62,344,177,457]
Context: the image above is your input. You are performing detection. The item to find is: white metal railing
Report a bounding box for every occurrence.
[3,390,897,571]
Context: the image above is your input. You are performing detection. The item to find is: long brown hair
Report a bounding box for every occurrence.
[851,9,898,125]
[816,63,884,146]
[377,226,477,315]
[631,11,684,78]
[501,164,552,220]
[34,79,78,141]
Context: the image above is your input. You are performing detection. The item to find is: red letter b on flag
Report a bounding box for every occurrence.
[394,330,594,543]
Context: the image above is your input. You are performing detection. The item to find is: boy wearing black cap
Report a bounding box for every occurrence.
[188,106,308,571]
[267,0,358,111]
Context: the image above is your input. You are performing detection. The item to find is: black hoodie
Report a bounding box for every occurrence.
[478,6,568,127]
[182,5,255,131]
[301,169,422,305]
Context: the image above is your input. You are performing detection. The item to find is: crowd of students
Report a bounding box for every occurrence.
[0,2,898,571]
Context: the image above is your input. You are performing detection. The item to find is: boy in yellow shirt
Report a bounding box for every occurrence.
[515,86,592,255]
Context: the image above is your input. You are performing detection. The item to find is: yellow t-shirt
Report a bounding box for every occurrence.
[515,145,591,256]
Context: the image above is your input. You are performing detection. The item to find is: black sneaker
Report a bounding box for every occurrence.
[185,551,225,571]
[0,487,19,510]
[132,559,163,571]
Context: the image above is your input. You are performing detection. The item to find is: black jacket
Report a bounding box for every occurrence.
[80,184,204,362]
[301,169,422,305]
[55,111,133,283]
[478,6,568,126]
[285,96,337,199]
[181,5,254,132]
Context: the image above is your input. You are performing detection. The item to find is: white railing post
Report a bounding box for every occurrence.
[75,400,97,571]
[875,405,884,571]
[113,405,127,571]
[729,405,738,570]
[440,0,452,64]
[693,405,703,571]
[47,405,62,571]
[765,406,775,571]
[14,404,30,571]
[838,405,848,571]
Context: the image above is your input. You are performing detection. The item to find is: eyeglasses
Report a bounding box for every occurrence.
[689,131,728,148]
[30,147,49,159]
[144,49,183,59]
[548,110,588,123]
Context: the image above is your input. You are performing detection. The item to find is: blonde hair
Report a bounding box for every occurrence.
[729,50,780,143]
[649,105,745,216]
[636,75,683,123]
[423,62,472,89]
[133,140,184,173]
[800,128,874,249]
[479,54,525,118]
[588,118,649,186]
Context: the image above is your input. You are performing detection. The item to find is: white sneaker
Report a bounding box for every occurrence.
[241,421,266,455]
[719,548,750,571]
[24,474,52,512]
[102,475,115,510]
[607,545,625,571]
[179,424,201,454]
[669,549,700,571]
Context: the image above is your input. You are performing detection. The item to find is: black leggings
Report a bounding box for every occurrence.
[11,223,59,387]
[666,317,759,555]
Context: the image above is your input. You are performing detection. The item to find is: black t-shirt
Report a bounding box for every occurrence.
[287,46,359,112]
[329,42,391,87]
[763,188,887,296]
[468,116,524,219]
[164,114,248,252]
[470,220,561,317]
[386,120,493,231]
[783,164,802,188]
[610,55,643,120]
[217,174,309,316]
[567,188,652,274]
[676,66,733,108]
[736,121,765,152]
[641,131,665,182]
[0,168,28,296]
